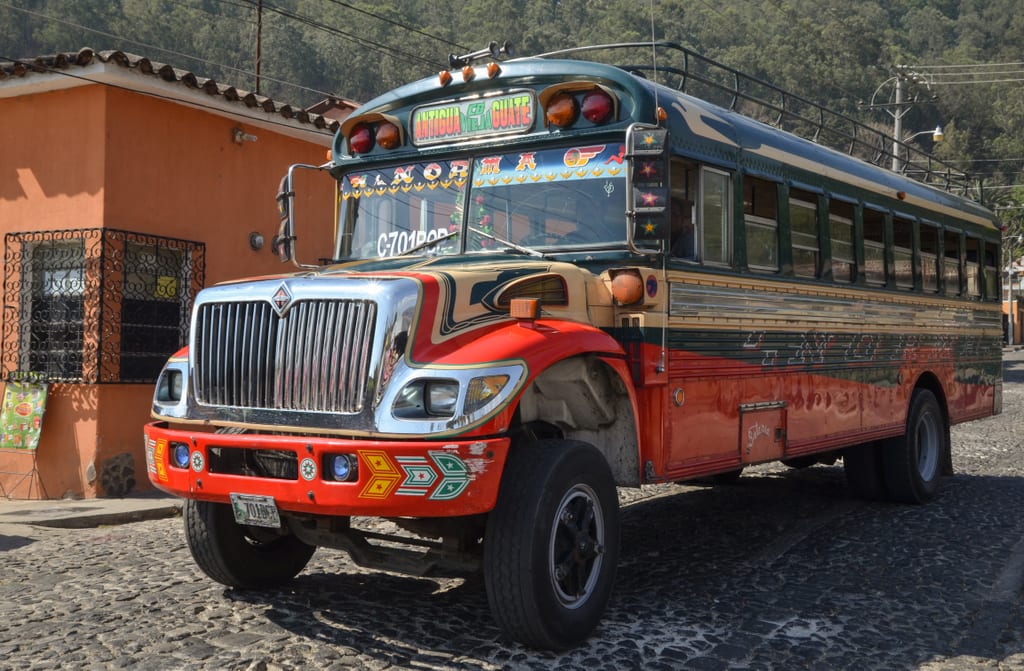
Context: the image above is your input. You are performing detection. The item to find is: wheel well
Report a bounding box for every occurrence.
[513,355,640,486]
[912,371,953,475]
[913,372,950,429]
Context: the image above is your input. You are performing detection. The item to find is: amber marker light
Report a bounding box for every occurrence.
[611,271,644,305]
[656,106,668,122]
[462,66,476,82]
[376,121,401,150]
[439,70,453,87]
[510,298,541,325]
[487,62,501,78]
[545,92,578,128]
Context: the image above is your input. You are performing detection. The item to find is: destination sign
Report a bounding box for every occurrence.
[411,91,535,146]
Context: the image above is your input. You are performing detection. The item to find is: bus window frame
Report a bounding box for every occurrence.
[699,166,733,268]
[788,185,822,280]
[827,195,857,284]
[742,174,781,275]
[862,205,888,287]
[943,228,964,297]
[892,212,916,291]
[920,219,941,294]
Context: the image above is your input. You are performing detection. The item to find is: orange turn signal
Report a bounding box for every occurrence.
[611,271,644,305]
[510,298,541,322]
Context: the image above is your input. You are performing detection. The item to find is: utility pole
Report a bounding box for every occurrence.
[255,0,262,95]
[891,74,904,171]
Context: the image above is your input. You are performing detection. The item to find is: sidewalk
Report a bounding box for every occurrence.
[0,491,182,529]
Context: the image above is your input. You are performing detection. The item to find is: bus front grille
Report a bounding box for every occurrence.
[193,299,377,414]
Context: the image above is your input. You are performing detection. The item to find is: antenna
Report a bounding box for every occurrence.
[648,1,659,123]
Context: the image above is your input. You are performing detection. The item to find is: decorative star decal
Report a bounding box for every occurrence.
[640,161,658,178]
[641,191,660,207]
[644,220,657,234]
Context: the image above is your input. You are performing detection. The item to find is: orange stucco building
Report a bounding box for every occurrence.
[0,49,356,499]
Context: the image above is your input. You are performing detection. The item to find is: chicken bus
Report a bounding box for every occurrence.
[145,42,1002,649]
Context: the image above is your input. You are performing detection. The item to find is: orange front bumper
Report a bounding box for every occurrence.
[144,422,510,517]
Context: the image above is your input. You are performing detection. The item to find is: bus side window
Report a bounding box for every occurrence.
[790,188,820,278]
[893,216,914,290]
[700,167,732,265]
[921,223,940,293]
[829,200,855,283]
[863,209,886,286]
[984,241,999,300]
[966,237,982,298]
[943,229,962,296]
[744,176,779,273]
[670,160,698,260]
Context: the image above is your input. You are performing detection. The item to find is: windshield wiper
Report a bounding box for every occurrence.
[469,226,547,258]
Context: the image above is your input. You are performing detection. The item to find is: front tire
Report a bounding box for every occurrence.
[484,440,620,650]
[881,389,947,504]
[184,499,316,588]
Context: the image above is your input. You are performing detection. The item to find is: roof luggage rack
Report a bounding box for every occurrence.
[535,42,971,196]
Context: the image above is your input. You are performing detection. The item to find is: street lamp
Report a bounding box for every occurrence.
[906,125,944,144]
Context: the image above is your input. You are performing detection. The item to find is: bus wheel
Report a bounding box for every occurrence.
[484,440,620,650]
[843,442,886,501]
[184,499,316,588]
[881,389,946,504]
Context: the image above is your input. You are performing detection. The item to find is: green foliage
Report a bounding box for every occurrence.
[1,0,1021,214]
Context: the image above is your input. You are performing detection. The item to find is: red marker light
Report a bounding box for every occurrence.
[581,90,613,124]
[348,123,373,154]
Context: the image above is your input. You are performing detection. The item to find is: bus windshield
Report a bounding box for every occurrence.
[336,144,628,259]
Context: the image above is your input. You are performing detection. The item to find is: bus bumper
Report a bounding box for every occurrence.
[144,422,510,517]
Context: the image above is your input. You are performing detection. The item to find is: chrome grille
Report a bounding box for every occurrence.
[193,299,376,413]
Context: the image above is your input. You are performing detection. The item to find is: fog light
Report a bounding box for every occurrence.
[171,442,190,469]
[327,454,358,482]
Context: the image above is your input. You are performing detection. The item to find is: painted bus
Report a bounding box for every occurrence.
[144,42,1002,649]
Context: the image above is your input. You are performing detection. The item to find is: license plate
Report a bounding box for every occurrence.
[229,493,281,528]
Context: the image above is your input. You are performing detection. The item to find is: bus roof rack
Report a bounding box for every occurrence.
[533,42,973,197]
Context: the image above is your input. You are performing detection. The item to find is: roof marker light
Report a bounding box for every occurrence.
[376,121,401,150]
[439,70,453,87]
[462,66,476,82]
[581,89,614,124]
[349,123,373,154]
[545,92,578,128]
[487,62,501,78]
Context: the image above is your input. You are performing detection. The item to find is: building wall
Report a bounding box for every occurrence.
[0,82,337,499]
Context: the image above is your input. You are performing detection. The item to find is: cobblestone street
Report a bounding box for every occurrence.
[2,353,1023,670]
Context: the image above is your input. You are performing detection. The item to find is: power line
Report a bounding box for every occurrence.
[320,0,467,51]
[0,0,336,99]
[911,61,1024,70]
[258,1,446,70]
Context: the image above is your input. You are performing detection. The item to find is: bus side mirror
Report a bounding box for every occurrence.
[272,174,295,263]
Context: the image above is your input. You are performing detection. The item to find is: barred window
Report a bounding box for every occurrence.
[3,229,205,383]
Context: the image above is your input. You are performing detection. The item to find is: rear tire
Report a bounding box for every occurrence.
[881,389,946,504]
[184,499,315,588]
[484,440,620,650]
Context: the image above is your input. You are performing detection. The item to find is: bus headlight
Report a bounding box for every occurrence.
[393,379,459,418]
[157,369,183,403]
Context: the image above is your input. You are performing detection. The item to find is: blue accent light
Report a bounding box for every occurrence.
[330,455,352,481]
[172,442,190,469]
